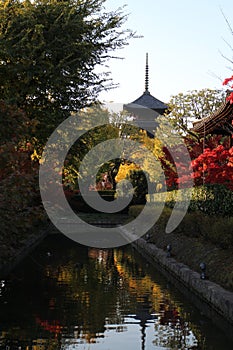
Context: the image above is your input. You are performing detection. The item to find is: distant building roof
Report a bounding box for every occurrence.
[125,91,168,113]
[123,53,167,114]
[192,96,233,137]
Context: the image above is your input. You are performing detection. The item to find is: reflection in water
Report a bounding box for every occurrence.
[0,234,232,350]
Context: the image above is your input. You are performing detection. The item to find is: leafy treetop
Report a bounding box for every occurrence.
[165,88,225,135]
[0,0,135,140]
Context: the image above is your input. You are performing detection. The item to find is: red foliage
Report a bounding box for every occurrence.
[226,92,233,104]
[35,316,62,335]
[223,76,233,86]
[160,75,233,190]
[160,135,233,191]
[222,76,233,103]
[159,146,178,189]
[190,145,233,189]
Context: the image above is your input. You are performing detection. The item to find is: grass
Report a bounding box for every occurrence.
[129,204,233,249]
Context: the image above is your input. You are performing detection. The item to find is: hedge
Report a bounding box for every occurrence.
[147,184,233,217]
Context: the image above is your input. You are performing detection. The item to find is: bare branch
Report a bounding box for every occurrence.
[207,70,223,83]
[220,7,233,36]
[219,50,233,65]
[221,36,233,52]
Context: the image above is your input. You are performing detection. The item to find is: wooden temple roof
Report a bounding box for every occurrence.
[192,99,233,137]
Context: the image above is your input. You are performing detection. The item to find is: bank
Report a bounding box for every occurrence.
[131,235,233,327]
[0,221,51,277]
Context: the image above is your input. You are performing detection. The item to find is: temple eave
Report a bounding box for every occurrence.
[192,100,233,137]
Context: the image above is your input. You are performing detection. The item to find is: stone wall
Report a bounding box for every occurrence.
[0,223,51,277]
[132,238,233,326]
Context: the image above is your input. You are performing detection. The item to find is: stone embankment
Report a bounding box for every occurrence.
[0,222,51,277]
[132,237,233,327]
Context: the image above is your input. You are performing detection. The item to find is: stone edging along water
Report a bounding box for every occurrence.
[0,223,51,278]
[131,237,233,326]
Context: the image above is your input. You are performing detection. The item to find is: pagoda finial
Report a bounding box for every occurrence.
[145,52,149,93]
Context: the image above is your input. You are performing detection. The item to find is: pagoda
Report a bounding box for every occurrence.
[123,53,168,137]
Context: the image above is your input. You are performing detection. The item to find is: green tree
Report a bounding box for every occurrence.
[0,100,29,143]
[63,105,120,189]
[126,169,148,204]
[166,88,225,134]
[63,106,151,190]
[0,0,135,141]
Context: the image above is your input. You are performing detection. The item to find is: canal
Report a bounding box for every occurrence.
[0,233,233,350]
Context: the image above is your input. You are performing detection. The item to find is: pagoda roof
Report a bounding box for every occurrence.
[192,98,233,137]
[124,91,168,112]
[123,53,168,115]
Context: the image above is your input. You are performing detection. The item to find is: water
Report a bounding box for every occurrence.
[0,233,233,350]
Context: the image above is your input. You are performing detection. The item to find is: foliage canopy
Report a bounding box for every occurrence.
[0,0,135,139]
[166,89,225,134]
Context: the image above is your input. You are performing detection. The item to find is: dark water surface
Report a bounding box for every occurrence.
[0,234,233,350]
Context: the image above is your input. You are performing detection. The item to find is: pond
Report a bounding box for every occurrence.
[0,233,233,350]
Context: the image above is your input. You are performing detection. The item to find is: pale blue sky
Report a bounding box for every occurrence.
[98,0,233,105]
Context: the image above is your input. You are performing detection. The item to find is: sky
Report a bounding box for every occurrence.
[98,0,233,107]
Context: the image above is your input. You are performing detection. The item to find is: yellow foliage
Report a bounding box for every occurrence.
[115,136,165,184]
[153,137,164,159]
[115,163,140,183]
[31,148,41,161]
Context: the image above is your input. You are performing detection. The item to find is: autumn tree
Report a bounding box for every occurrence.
[0,101,43,243]
[0,0,135,142]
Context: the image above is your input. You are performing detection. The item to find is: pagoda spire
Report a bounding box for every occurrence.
[145,53,149,94]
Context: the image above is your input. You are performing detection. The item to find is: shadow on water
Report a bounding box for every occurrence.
[0,233,233,350]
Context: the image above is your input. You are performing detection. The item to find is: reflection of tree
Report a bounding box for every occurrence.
[0,235,206,349]
[114,249,164,309]
[153,319,199,349]
[113,249,164,350]
[151,296,202,349]
[41,246,120,339]
[114,249,203,350]
[0,236,117,344]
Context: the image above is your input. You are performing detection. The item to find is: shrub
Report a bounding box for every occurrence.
[189,184,233,216]
[148,184,233,217]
